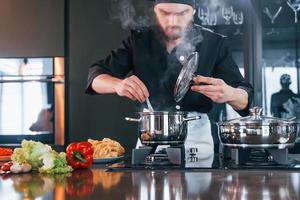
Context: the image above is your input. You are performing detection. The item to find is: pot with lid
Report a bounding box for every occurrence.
[217,107,298,149]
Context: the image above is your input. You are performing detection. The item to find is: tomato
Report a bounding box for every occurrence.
[1,161,13,172]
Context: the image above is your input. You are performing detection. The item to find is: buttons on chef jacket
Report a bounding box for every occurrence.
[176,105,181,110]
[179,56,185,62]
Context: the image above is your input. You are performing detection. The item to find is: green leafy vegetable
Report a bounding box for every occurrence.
[12,140,52,169]
[39,151,73,174]
[11,140,72,174]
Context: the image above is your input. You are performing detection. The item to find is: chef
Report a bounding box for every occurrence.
[86,0,253,157]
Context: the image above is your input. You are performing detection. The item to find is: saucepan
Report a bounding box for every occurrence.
[125,111,201,146]
[217,107,298,149]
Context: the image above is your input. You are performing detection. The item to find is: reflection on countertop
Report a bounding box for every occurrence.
[0,167,299,200]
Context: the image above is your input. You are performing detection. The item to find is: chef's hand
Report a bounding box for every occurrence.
[191,75,248,110]
[114,75,149,103]
[191,75,234,103]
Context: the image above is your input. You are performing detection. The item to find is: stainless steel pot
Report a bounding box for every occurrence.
[125,111,201,146]
[217,107,298,149]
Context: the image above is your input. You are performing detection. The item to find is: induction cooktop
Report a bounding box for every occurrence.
[105,150,300,171]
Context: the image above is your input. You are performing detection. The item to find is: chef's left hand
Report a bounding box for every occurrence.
[191,75,235,104]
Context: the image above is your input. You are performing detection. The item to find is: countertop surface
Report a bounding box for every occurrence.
[1,151,300,200]
[0,166,300,200]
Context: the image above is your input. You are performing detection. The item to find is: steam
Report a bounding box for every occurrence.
[110,0,203,59]
[175,26,203,64]
[109,0,205,108]
[110,0,154,30]
[162,25,204,108]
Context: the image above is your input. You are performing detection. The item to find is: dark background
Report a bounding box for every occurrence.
[67,0,144,151]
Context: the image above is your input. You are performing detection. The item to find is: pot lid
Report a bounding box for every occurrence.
[174,52,199,102]
[218,107,297,126]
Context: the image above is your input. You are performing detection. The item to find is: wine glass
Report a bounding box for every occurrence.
[263,6,282,35]
[222,6,234,25]
[198,7,210,26]
[287,0,300,23]
[233,11,244,36]
[207,13,217,26]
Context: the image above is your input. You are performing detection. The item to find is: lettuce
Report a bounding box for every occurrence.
[12,140,72,174]
[39,151,73,174]
[12,140,52,169]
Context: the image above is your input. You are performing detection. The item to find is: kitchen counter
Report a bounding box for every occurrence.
[1,155,300,200]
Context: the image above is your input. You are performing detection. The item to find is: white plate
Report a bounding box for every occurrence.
[93,155,124,164]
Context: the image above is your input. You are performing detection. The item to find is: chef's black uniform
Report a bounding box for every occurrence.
[86,24,253,116]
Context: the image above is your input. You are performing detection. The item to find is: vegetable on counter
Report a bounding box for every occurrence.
[0,147,13,156]
[39,151,73,174]
[1,161,32,174]
[20,163,32,173]
[1,161,13,172]
[12,140,52,169]
[66,142,94,169]
[11,140,72,174]
[10,162,23,173]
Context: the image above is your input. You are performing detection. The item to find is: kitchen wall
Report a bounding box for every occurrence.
[67,0,140,151]
[0,0,64,57]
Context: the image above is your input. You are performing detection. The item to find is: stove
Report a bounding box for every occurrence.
[105,146,300,171]
[132,145,185,166]
[228,148,289,165]
[218,145,300,169]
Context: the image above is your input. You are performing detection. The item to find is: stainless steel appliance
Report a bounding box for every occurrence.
[125,111,201,146]
[217,107,299,166]
[126,111,201,166]
[217,107,298,149]
[0,57,65,145]
[131,145,185,166]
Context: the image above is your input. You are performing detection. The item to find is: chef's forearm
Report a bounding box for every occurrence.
[227,88,249,111]
[91,74,121,94]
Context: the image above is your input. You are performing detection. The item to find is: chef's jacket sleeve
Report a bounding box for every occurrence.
[212,37,254,116]
[85,34,134,95]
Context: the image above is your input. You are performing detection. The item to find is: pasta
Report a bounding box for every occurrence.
[88,138,125,158]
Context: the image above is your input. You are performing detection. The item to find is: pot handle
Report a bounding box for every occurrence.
[183,115,201,122]
[125,117,141,122]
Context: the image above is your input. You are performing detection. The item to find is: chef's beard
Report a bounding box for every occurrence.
[164,26,183,40]
[156,19,193,41]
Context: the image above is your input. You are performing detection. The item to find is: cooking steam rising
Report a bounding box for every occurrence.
[110,0,204,110]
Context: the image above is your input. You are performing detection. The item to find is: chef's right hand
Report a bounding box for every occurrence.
[114,75,149,103]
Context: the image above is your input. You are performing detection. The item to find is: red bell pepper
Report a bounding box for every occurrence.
[66,142,94,169]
